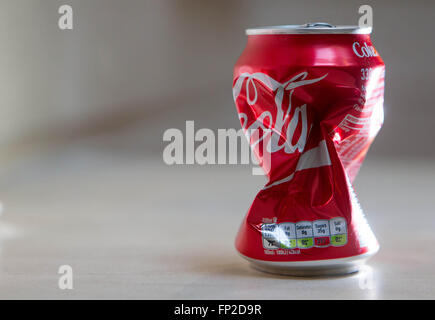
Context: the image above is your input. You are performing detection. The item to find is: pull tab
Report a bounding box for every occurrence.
[302,22,336,28]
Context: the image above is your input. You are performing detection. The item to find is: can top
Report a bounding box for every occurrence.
[246,22,371,35]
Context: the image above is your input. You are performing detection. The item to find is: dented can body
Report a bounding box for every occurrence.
[232,24,385,276]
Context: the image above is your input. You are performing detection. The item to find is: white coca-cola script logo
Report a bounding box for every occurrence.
[352,41,378,58]
[233,71,327,154]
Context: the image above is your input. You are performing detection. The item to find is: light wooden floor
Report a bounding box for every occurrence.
[0,143,433,299]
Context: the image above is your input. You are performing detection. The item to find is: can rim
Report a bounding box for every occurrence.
[246,23,372,35]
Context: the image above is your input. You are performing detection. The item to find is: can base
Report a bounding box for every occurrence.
[241,252,376,277]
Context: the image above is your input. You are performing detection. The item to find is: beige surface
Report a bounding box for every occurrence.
[0,142,433,299]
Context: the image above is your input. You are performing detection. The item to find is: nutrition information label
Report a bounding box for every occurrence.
[261,217,347,250]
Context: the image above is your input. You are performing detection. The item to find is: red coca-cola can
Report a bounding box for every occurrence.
[233,23,385,276]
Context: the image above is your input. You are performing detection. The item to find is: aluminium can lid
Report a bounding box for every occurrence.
[246,22,372,35]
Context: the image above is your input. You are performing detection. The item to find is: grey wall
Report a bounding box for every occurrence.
[0,0,434,158]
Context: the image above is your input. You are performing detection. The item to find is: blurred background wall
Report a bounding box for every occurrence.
[0,0,434,160]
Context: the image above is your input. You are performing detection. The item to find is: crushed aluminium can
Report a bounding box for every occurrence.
[232,23,385,276]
